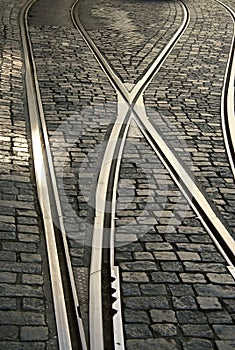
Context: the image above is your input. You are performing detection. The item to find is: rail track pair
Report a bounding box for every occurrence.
[20,0,235,349]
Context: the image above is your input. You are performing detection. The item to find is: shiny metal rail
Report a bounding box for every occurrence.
[71,0,235,348]
[216,0,235,179]
[20,1,87,349]
[72,1,189,349]
[20,0,235,349]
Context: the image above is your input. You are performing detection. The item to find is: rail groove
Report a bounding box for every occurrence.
[20,0,235,349]
[20,1,87,349]
[216,0,235,180]
[71,0,235,348]
[72,1,188,350]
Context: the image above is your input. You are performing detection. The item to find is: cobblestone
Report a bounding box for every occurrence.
[124,323,152,339]
[144,0,235,238]
[196,297,222,310]
[151,323,177,337]
[215,341,235,350]
[181,339,213,350]
[20,326,49,341]
[122,272,149,283]
[150,310,177,323]
[115,122,235,347]
[79,0,184,85]
[126,339,178,350]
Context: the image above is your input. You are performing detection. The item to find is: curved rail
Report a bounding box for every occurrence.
[20,0,235,349]
[216,0,235,179]
[72,1,190,349]
[71,0,235,348]
[20,1,87,349]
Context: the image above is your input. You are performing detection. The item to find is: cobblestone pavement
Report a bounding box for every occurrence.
[0,0,57,349]
[78,0,184,85]
[144,0,235,238]
[115,122,235,350]
[1,0,235,349]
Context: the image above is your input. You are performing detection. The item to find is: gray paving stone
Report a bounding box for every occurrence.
[181,324,213,338]
[120,261,158,272]
[194,284,235,298]
[176,243,217,253]
[139,233,163,242]
[0,272,17,284]
[124,324,152,339]
[172,296,198,310]
[200,252,225,262]
[22,274,44,285]
[181,339,213,350]
[133,252,154,260]
[18,233,40,243]
[197,296,222,310]
[122,272,149,283]
[183,262,227,273]
[17,217,38,225]
[160,261,184,272]
[0,231,16,240]
[206,273,235,284]
[121,284,142,297]
[177,252,201,261]
[124,310,150,324]
[0,298,17,310]
[20,253,42,263]
[151,272,179,283]
[0,283,43,298]
[1,242,37,253]
[140,284,167,296]
[126,338,178,350]
[154,251,177,260]
[0,262,41,274]
[0,251,16,261]
[151,323,177,337]
[0,342,45,350]
[17,225,39,234]
[124,296,169,310]
[222,299,235,313]
[0,311,45,325]
[207,311,233,325]
[0,223,16,233]
[215,340,235,350]
[169,285,194,296]
[0,325,18,340]
[145,242,173,251]
[115,252,133,261]
[212,325,235,340]
[176,311,208,324]
[20,326,48,341]
[150,310,177,323]
[179,273,207,283]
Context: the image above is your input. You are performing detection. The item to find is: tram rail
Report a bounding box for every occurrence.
[71,1,190,349]
[72,0,235,346]
[20,0,87,349]
[19,0,235,349]
[217,0,235,179]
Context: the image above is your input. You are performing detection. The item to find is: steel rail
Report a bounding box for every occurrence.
[216,0,235,180]
[71,0,189,103]
[71,0,235,348]
[71,1,190,349]
[72,0,235,268]
[132,100,235,270]
[20,1,87,349]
